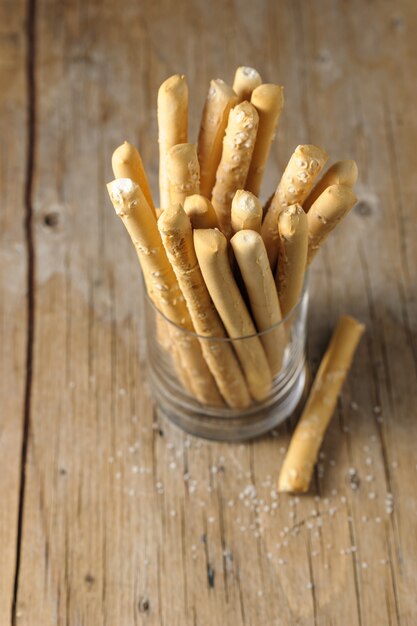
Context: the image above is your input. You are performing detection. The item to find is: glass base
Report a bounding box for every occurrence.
[149,361,310,442]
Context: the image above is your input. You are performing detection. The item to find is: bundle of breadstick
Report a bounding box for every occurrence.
[107,66,361,415]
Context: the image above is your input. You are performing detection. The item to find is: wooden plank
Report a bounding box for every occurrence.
[13,0,417,624]
[0,0,29,620]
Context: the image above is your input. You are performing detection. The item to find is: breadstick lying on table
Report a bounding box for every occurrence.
[112,141,156,218]
[198,79,238,198]
[183,195,219,229]
[307,184,357,265]
[194,228,272,401]
[246,84,284,197]
[158,74,188,210]
[166,143,200,205]
[158,206,251,409]
[231,230,286,376]
[231,190,263,234]
[232,66,262,102]
[211,101,259,238]
[278,315,365,493]
[303,159,358,211]
[276,204,308,318]
[261,145,328,268]
[107,178,223,407]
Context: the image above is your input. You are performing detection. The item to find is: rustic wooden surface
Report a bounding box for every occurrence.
[1,0,416,624]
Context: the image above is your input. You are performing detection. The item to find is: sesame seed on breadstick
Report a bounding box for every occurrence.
[303,160,358,211]
[276,204,308,318]
[278,315,365,493]
[246,84,284,197]
[194,228,272,402]
[166,143,200,206]
[112,141,156,218]
[231,190,263,234]
[261,145,328,269]
[107,178,223,407]
[231,230,286,376]
[232,66,262,103]
[158,74,188,210]
[158,206,251,409]
[183,195,219,229]
[307,184,357,265]
[211,101,259,238]
[197,79,238,198]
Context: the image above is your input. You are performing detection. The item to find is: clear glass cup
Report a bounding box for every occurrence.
[143,279,309,441]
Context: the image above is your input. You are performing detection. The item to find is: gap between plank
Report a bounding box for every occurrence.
[11,0,37,622]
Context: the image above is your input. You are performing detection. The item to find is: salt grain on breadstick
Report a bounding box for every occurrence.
[194,228,272,401]
[232,66,262,103]
[231,230,286,376]
[107,178,223,407]
[231,190,263,234]
[112,141,156,218]
[158,74,188,210]
[166,143,200,206]
[276,204,308,318]
[158,205,251,409]
[278,315,365,493]
[211,101,259,238]
[303,160,358,211]
[246,84,284,197]
[198,79,238,198]
[307,184,357,265]
[183,195,219,229]
[261,145,328,268]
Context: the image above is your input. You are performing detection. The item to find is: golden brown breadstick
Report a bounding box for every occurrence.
[261,145,328,268]
[307,184,357,265]
[232,66,262,102]
[246,84,284,197]
[166,143,200,206]
[112,141,156,218]
[276,204,308,318]
[197,79,238,198]
[183,195,219,229]
[158,206,251,409]
[231,190,263,234]
[303,160,358,211]
[278,315,365,493]
[231,230,286,376]
[158,74,188,210]
[211,101,259,238]
[194,228,272,401]
[107,178,223,407]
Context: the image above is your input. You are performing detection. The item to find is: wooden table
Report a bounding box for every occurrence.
[1,0,416,624]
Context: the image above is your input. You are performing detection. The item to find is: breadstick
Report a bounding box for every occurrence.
[278,315,365,493]
[261,145,328,268]
[158,74,188,210]
[112,141,156,218]
[231,230,286,376]
[307,184,357,265]
[194,228,272,401]
[231,190,263,234]
[303,160,358,211]
[232,66,262,102]
[158,206,251,409]
[166,143,200,205]
[246,84,284,197]
[107,178,223,407]
[276,204,308,318]
[183,195,219,229]
[197,79,238,198]
[211,101,259,238]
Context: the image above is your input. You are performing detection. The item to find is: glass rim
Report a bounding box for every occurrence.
[143,272,309,342]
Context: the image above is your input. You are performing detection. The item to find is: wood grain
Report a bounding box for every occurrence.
[1,0,417,624]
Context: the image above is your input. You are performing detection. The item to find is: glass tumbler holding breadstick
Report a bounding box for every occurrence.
[143,278,309,442]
